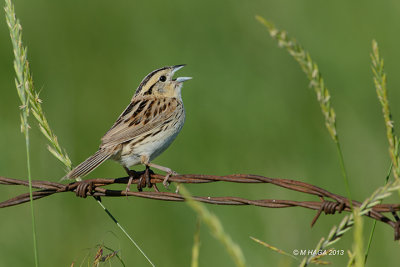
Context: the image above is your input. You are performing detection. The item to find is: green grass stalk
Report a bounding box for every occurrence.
[179,184,246,267]
[4,0,72,172]
[301,180,400,266]
[347,250,356,267]
[191,219,201,267]
[4,0,39,265]
[364,40,400,263]
[353,209,364,267]
[95,200,154,267]
[371,40,400,180]
[255,15,353,210]
[336,143,353,210]
[4,1,153,265]
[364,163,391,263]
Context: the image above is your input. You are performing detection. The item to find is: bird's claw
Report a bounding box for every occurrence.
[124,169,138,194]
[163,170,179,188]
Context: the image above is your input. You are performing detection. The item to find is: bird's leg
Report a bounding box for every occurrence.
[123,166,138,193]
[141,156,177,188]
[144,165,155,188]
[138,175,146,191]
[146,162,179,188]
[153,183,160,192]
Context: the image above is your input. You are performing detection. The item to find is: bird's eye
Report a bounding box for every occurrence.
[159,75,166,82]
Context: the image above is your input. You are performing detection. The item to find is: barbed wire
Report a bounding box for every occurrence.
[1,172,399,239]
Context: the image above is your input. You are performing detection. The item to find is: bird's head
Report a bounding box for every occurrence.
[134,65,191,99]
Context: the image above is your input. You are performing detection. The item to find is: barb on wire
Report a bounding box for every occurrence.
[1,172,400,239]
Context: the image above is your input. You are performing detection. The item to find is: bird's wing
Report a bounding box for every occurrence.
[100,97,180,148]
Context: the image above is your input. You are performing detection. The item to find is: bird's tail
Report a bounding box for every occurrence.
[62,149,114,181]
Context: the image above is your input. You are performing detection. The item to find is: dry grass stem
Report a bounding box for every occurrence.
[250,236,299,262]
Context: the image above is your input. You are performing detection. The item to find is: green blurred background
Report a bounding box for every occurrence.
[1,0,400,266]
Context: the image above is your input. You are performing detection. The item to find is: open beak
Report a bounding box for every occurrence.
[176,77,192,82]
[172,64,192,82]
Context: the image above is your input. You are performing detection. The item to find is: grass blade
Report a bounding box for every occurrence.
[4,0,39,265]
[364,163,392,263]
[95,200,155,267]
[371,40,400,179]
[255,15,353,210]
[353,209,364,267]
[179,184,246,267]
[191,219,201,267]
[4,1,153,265]
[301,180,400,266]
[250,236,299,262]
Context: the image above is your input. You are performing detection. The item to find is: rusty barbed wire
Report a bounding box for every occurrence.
[1,172,400,239]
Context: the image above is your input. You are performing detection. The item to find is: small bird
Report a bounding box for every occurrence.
[63,65,191,190]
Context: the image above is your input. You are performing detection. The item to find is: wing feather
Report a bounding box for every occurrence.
[100,97,180,148]
[62,148,114,180]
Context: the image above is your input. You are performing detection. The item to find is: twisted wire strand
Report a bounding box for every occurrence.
[1,173,399,239]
